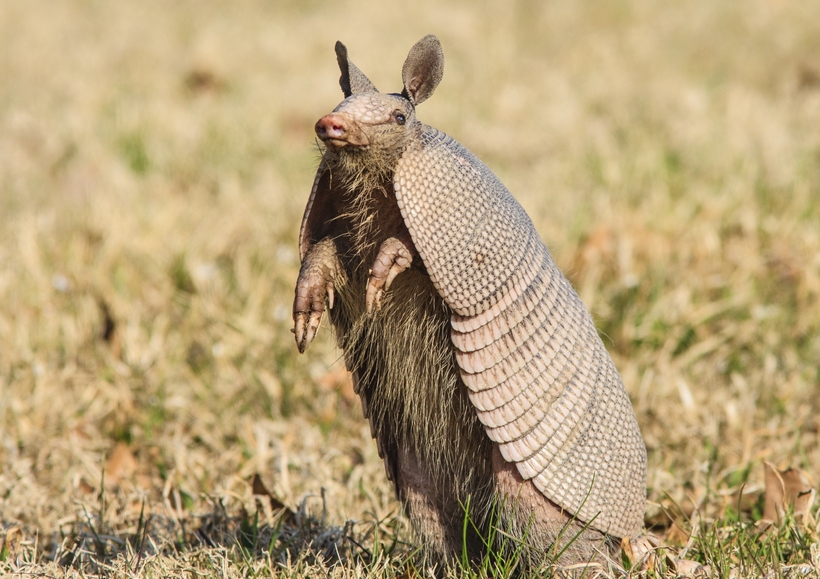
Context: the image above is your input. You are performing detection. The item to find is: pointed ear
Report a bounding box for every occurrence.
[335,41,378,97]
[401,35,444,106]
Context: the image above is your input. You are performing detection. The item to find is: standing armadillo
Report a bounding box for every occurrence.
[293,35,646,570]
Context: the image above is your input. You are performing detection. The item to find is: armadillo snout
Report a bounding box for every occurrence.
[315,113,368,148]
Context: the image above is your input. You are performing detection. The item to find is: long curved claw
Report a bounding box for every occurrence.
[365,279,383,313]
[293,276,332,352]
[294,309,324,354]
[292,238,339,353]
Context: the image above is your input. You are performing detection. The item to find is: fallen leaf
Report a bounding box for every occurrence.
[105,442,137,487]
[674,558,710,578]
[763,461,815,524]
[1,527,23,558]
[665,520,691,546]
[249,473,294,525]
[78,478,95,495]
[183,68,226,94]
[622,533,660,572]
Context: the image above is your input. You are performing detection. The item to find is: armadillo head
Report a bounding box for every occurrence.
[315,93,416,153]
[315,36,444,174]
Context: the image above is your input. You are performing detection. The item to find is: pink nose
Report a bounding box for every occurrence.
[315,114,347,140]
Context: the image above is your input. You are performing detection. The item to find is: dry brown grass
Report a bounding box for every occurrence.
[1,0,820,576]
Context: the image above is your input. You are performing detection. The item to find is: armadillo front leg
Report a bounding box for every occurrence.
[293,237,340,353]
[366,233,418,312]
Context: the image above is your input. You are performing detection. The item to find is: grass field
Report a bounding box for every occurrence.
[1,0,820,576]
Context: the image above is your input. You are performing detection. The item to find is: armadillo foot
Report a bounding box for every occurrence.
[366,236,416,313]
[293,238,339,353]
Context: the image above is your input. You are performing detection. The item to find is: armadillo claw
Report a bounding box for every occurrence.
[294,309,323,354]
[292,278,330,352]
[293,240,338,353]
[294,279,334,351]
[365,285,384,313]
[366,237,414,313]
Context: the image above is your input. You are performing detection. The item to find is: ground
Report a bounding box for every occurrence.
[1,0,819,577]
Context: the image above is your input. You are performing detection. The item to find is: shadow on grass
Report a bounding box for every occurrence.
[1,492,411,577]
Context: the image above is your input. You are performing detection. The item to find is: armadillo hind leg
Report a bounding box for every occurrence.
[491,447,618,572]
[293,237,340,353]
[365,233,418,312]
[394,442,493,569]
[394,445,452,564]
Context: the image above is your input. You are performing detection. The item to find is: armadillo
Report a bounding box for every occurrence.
[293,35,646,569]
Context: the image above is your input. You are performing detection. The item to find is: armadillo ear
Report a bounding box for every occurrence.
[335,41,378,97]
[401,35,444,106]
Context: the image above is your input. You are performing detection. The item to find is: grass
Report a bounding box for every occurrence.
[1,0,820,576]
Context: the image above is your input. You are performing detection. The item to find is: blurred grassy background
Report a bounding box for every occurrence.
[1,0,819,575]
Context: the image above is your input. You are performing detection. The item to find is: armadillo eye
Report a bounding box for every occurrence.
[394,112,406,125]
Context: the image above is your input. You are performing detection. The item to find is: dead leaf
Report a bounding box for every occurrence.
[1,527,23,558]
[105,442,137,487]
[665,520,691,546]
[249,473,294,523]
[184,68,226,94]
[795,488,816,521]
[798,62,820,91]
[674,558,710,578]
[78,478,95,495]
[763,461,815,524]
[622,533,660,572]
